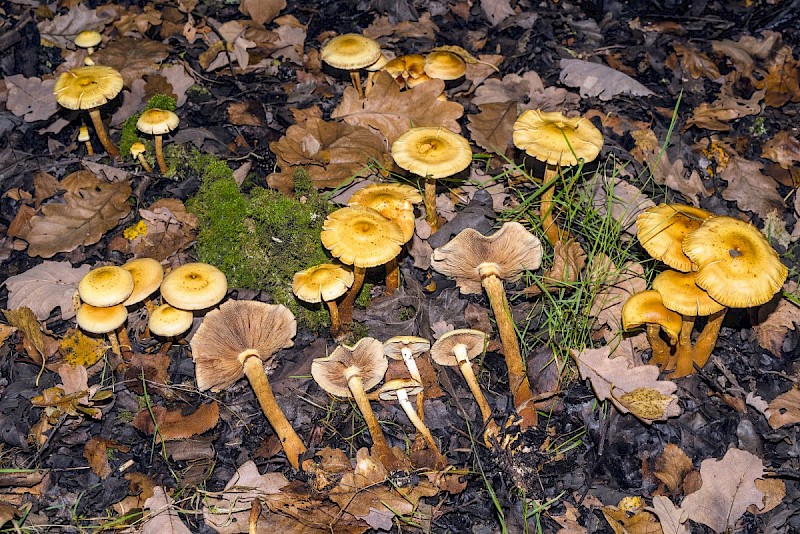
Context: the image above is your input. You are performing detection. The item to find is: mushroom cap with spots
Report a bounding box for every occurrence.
[320,33,382,70]
[392,127,472,179]
[429,329,487,366]
[76,303,127,334]
[512,109,603,166]
[137,109,179,136]
[637,204,713,272]
[160,262,227,310]
[621,290,682,342]
[78,266,135,307]
[148,303,193,337]
[54,65,123,110]
[348,183,422,243]
[121,257,164,306]
[292,263,354,303]
[311,337,388,398]
[320,206,405,268]
[652,270,726,317]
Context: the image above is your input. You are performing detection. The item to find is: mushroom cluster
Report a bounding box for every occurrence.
[624,205,788,377]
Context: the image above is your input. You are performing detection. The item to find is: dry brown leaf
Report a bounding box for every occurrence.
[272,15,306,65]
[753,45,800,107]
[33,171,61,206]
[711,31,781,79]
[37,4,114,49]
[522,239,586,297]
[114,5,162,36]
[762,131,800,169]
[331,71,464,146]
[554,501,586,534]
[3,307,50,362]
[560,59,655,101]
[84,436,125,479]
[654,443,694,494]
[0,324,17,347]
[227,101,262,126]
[472,72,544,105]
[684,91,763,131]
[681,448,765,533]
[363,12,438,41]
[671,43,721,80]
[125,351,172,396]
[4,75,59,122]
[754,282,799,356]
[130,199,198,261]
[767,388,800,429]
[467,101,517,155]
[133,402,220,443]
[588,259,647,342]
[91,37,170,87]
[465,54,505,89]
[481,0,516,26]
[239,0,285,25]
[142,486,193,534]
[752,478,786,515]
[719,156,784,218]
[3,261,90,320]
[648,496,690,534]
[583,175,656,238]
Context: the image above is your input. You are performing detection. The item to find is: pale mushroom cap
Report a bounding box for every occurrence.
[121,257,164,306]
[54,66,124,110]
[75,30,102,49]
[161,262,227,310]
[320,33,382,70]
[383,54,427,86]
[79,266,135,307]
[137,109,179,135]
[392,127,472,179]
[423,51,467,80]
[682,216,788,308]
[652,270,726,317]
[384,336,430,360]
[148,304,193,337]
[430,222,543,294]
[292,263,354,303]
[348,183,422,243]
[311,337,388,398]
[378,378,424,401]
[190,300,297,392]
[366,52,389,72]
[430,329,487,366]
[637,204,713,272]
[320,206,405,268]
[512,109,604,166]
[621,290,682,341]
[76,303,127,334]
[78,126,90,142]
[130,142,146,157]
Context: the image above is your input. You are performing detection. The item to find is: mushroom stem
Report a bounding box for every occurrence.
[691,308,727,371]
[395,388,446,467]
[455,350,493,424]
[241,354,307,469]
[136,153,154,173]
[107,330,121,357]
[84,140,94,156]
[646,324,673,368]
[480,273,538,428]
[325,300,341,336]
[400,348,425,421]
[88,108,120,159]
[351,71,364,99]
[424,176,439,231]
[339,266,365,326]
[346,371,398,470]
[540,164,562,246]
[670,316,696,378]
[154,135,167,174]
[384,258,399,296]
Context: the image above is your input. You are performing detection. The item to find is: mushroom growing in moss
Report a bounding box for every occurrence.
[292,263,354,336]
[130,142,153,173]
[136,108,179,174]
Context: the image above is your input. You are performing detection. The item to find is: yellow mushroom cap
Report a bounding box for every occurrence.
[512,109,604,166]
[682,216,788,308]
[320,33,382,70]
[137,109,179,135]
[54,66,123,110]
[383,54,427,87]
[130,141,146,158]
[78,125,90,142]
[121,257,164,306]
[366,52,389,72]
[76,303,127,334]
[637,204,713,272]
[652,270,726,317]
[79,266,135,307]
[621,290,682,342]
[348,183,422,242]
[148,304,193,337]
[392,127,472,179]
[74,30,102,49]
[160,262,228,310]
[423,51,467,80]
[320,206,405,268]
[292,263,354,303]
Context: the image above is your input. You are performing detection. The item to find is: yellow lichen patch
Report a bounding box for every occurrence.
[618,387,675,421]
[123,220,148,240]
[60,328,107,367]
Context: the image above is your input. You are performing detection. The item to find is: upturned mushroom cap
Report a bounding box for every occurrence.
[682,216,788,308]
[137,109,179,136]
[423,51,466,80]
[430,329,487,366]
[121,257,164,306]
[621,290,682,341]
[320,206,405,268]
[383,54,427,87]
[191,300,297,392]
[79,266,135,307]
[54,66,123,110]
[161,262,227,310]
[320,33,382,70]
[652,270,726,317]
[392,127,472,179]
[384,336,430,360]
[311,337,388,398]
[74,30,102,49]
[430,222,543,294]
[637,204,713,272]
[76,303,127,334]
[292,263,354,303]
[378,378,424,400]
[348,183,422,242]
[148,304,193,337]
[512,109,604,166]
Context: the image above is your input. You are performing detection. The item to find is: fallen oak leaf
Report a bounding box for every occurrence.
[648,496,690,534]
[559,59,655,101]
[133,401,219,443]
[142,486,193,534]
[761,131,800,169]
[720,156,784,218]
[653,443,695,495]
[3,75,59,123]
[467,101,517,155]
[519,239,586,297]
[2,261,90,320]
[767,388,800,429]
[753,282,800,356]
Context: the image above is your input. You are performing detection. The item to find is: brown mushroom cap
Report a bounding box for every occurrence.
[320,33,382,70]
[423,51,466,80]
[512,109,603,166]
[320,206,405,268]
[76,303,127,334]
[430,222,543,294]
[148,304,193,337]
[682,216,788,308]
[161,262,227,311]
[378,378,424,400]
[121,257,164,306]
[430,329,487,366]
[137,109,179,136]
[191,300,297,392]
[621,290,682,341]
[348,183,422,242]
[384,336,430,360]
[79,266,135,307]
[311,337,387,398]
[652,270,726,317]
[392,127,472,179]
[292,263,354,303]
[54,66,123,110]
[637,204,713,272]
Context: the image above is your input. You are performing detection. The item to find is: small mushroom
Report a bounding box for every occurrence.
[383,54,428,89]
[77,265,135,355]
[383,336,430,418]
[292,263,354,336]
[423,51,466,82]
[311,337,404,471]
[320,33,382,99]
[78,125,93,156]
[431,222,542,428]
[74,30,102,56]
[76,303,128,357]
[636,204,713,272]
[621,290,682,368]
[130,142,153,173]
[160,262,227,311]
[392,127,472,231]
[148,304,193,338]
[136,109,179,174]
[191,300,306,469]
[54,65,123,159]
